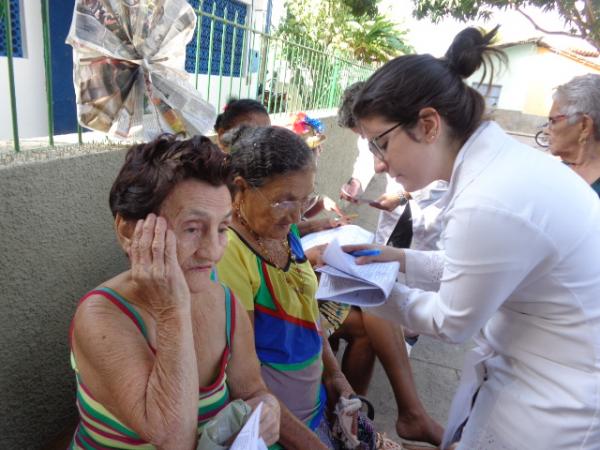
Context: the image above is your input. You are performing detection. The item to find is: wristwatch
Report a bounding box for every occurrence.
[397,192,409,206]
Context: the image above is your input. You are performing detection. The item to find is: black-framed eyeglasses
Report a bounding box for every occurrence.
[367,123,403,160]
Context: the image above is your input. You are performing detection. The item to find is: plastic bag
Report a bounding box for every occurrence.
[197,399,253,450]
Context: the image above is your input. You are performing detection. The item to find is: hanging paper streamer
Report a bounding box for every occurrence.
[67,0,216,139]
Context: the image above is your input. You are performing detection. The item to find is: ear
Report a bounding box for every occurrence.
[418,107,441,143]
[233,175,249,192]
[580,114,594,141]
[114,214,136,254]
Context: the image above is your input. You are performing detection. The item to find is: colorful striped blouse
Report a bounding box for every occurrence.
[217,227,326,431]
[69,286,235,449]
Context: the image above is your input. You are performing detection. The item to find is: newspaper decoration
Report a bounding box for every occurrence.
[66,0,216,139]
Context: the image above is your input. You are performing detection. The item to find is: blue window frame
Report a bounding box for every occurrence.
[0,0,23,57]
[185,0,247,77]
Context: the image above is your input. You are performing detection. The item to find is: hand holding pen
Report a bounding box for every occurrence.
[343,244,406,271]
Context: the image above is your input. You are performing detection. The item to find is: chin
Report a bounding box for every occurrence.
[185,271,212,291]
[269,224,291,239]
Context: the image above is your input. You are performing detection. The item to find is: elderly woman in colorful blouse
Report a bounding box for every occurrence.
[216,126,402,450]
[546,73,600,198]
[69,135,279,449]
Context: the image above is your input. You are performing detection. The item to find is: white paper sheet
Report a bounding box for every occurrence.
[230,402,268,450]
[300,224,374,250]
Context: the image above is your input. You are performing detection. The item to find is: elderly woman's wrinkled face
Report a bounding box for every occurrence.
[159,179,232,293]
[240,168,316,240]
[547,100,584,162]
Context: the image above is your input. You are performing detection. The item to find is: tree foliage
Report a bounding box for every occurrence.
[412,0,600,52]
[277,0,413,64]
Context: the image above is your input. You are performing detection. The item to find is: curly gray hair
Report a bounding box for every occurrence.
[553,74,600,140]
[222,125,315,187]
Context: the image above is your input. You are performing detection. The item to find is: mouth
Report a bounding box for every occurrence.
[187,264,213,273]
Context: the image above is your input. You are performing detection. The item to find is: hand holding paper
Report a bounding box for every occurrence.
[315,239,400,306]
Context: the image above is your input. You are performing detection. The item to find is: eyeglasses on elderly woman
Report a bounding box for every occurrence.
[252,186,320,216]
[547,112,584,127]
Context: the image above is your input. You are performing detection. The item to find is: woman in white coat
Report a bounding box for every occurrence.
[345,27,600,449]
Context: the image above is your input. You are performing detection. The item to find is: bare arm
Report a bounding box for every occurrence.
[227,300,280,446]
[72,215,198,449]
[320,328,354,409]
[240,310,328,450]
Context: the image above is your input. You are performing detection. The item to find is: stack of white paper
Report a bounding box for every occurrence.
[315,238,399,306]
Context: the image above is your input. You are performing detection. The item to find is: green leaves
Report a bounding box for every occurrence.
[412,0,600,52]
[277,0,413,64]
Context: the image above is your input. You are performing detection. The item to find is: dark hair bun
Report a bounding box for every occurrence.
[444,26,499,79]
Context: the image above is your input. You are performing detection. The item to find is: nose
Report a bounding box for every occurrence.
[289,205,302,225]
[373,156,387,174]
[196,228,223,262]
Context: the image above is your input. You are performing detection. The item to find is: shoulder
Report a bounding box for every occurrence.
[71,288,151,362]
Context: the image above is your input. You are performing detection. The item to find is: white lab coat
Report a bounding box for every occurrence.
[369,122,600,449]
[350,136,447,249]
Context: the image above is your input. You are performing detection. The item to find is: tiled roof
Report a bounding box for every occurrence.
[496,37,600,71]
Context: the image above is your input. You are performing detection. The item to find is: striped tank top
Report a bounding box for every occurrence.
[69,286,235,449]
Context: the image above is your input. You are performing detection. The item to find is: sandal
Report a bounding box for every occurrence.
[375,432,405,450]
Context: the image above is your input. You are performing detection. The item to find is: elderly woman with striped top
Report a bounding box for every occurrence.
[68,135,279,449]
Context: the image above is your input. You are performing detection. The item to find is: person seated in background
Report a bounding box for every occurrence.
[546,73,600,198]
[216,125,402,450]
[69,135,279,449]
[214,100,351,234]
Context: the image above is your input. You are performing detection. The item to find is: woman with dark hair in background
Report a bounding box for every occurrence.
[345,27,600,449]
[69,135,280,449]
[546,73,600,198]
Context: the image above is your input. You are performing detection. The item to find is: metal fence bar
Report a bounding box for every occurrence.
[227,10,239,101]
[193,0,203,89]
[3,0,20,151]
[205,2,217,101]
[237,12,246,99]
[216,5,228,112]
[41,0,54,146]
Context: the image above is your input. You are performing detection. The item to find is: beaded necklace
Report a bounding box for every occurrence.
[235,207,306,296]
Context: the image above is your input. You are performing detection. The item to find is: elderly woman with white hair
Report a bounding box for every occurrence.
[547,73,600,197]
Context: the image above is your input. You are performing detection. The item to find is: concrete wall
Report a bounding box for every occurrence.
[0,148,130,448]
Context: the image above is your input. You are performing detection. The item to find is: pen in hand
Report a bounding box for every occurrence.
[349,249,381,257]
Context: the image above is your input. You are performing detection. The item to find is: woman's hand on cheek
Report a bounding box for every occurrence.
[129,213,191,316]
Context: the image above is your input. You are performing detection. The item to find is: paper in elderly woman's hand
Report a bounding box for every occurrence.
[67,0,216,139]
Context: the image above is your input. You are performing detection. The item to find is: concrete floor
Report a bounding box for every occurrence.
[364,336,470,441]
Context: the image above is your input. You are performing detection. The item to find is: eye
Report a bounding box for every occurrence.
[184,227,199,234]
